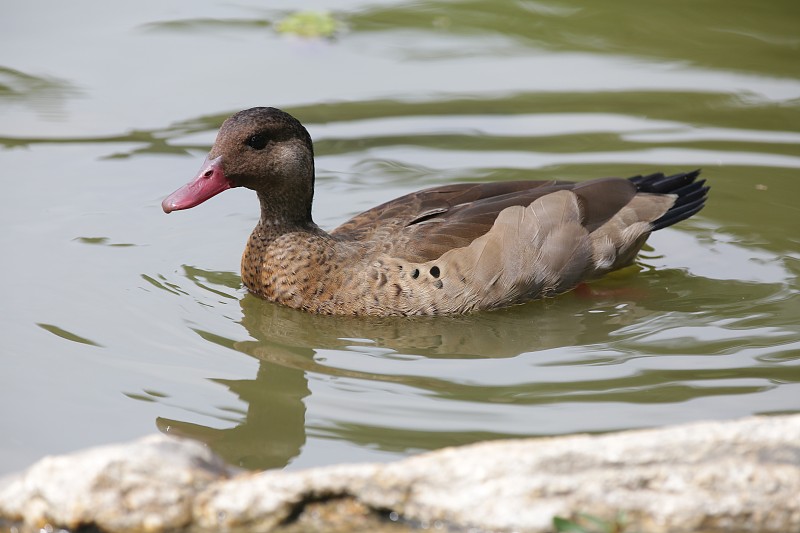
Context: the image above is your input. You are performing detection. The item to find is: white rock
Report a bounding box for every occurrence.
[0,435,233,532]
[2,415,799,532]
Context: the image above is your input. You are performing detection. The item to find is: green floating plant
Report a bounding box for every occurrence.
[275,10,339,39]
[553,512,627,533]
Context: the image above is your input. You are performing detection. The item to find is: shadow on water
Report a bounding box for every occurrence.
[4,90,799,148]
[138,0,800,78]
[347,0,800,77]
[0,66,80,118]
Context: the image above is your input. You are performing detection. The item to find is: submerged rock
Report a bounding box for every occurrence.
[2,415,799,532]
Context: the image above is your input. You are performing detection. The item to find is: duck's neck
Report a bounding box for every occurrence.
[255,190,320,237]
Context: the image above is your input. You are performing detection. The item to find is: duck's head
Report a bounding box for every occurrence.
[162,107,315,215]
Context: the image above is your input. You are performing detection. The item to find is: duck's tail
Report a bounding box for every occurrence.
[628,169,709,231]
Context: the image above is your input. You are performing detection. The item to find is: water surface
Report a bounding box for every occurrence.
[2,0,799,473]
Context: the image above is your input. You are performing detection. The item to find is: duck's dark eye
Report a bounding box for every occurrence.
[246,133,268,150]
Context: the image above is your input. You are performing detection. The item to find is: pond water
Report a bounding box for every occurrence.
[2,0,799,474]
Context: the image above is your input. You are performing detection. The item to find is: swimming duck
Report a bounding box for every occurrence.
[163,107,708,316]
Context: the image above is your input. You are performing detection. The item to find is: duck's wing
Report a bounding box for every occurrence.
[332,181,559,235]
[331,180,569,259]
[332,178,650,263]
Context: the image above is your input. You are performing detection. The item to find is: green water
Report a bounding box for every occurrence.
[2,0,798,473]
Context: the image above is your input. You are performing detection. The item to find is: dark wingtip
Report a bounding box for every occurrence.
[628,169,708,231]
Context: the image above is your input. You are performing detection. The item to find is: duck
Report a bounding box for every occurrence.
[162,107,708,316]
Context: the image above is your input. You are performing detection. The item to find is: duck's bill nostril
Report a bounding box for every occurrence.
[162,155,231,213]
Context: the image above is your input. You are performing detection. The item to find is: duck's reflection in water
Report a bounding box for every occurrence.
[157,353,309,470]
[157,269,674,470]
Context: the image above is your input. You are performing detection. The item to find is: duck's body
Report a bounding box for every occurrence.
[163,107,708,316]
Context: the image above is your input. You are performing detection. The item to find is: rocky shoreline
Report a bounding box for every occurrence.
[2,414,799,533]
